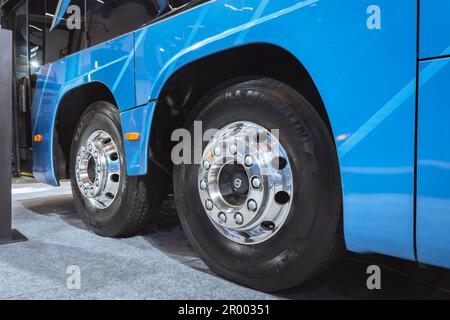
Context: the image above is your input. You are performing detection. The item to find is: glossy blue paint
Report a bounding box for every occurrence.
[134,0,417,260]
[420,0,450,59]
[120,102,156,176]
[32,0,444,265]
[417,56,450,268]
[32,33,136,185]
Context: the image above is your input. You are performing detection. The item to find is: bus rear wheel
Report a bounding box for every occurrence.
[70,101,165,237]
[173,78,343,291]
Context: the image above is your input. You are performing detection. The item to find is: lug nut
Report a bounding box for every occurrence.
[84,188,88,195]
[90,188,94,196]
[229,144,238,155]
[97,164,101,173]
[234,213,244,225]
[218,212,227,223]
[251,177,261,189]
[202,160,210,171]
[95,179,100,187]
[214,146,221,157]
[81,146,86,153]
[94,151,98,159]
[244,155,253,167]
[88,144,92,152]
[247,199,257,212]
[205,199,213,210]
[200,179,207,191]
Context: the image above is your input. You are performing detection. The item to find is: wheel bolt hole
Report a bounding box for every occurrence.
[87,157,97,183]
[110,153,118,161]
[110,174,119,183]
[275,191,290,204]
[272,156,287,170]
[261,221,275,231]
[105,193,114,200]
[103,138,112,144]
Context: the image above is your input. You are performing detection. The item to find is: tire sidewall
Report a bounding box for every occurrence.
[174,80,342,291]
[70,102,138,237]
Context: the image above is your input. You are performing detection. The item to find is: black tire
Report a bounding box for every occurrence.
[70,101,166,237]
[173,78,343,292]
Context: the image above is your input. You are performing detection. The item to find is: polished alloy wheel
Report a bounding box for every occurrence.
[75,130,121,209]
[198,122,293,245]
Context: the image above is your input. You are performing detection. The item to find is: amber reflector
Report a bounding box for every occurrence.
[34,134,43,142]
[125,132,140,141]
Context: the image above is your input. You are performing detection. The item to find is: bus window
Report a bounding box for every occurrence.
[11,2,28,79]
[45,0,86,64]
[28,0,45,74]
[86,0,160,48]
[169,0,194,9]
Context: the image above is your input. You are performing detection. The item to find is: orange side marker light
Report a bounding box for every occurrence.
[34,134,43,142]
[125,132,140,141]
[336,134,349,141]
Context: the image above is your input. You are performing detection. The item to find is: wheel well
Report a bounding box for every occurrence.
[151,43,332,170]
[54,82,116,180]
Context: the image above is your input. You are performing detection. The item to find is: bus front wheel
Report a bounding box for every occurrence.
[69,101,165,237]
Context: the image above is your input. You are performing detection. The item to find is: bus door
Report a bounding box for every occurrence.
[416,0,450,268]
[9,0,35,176]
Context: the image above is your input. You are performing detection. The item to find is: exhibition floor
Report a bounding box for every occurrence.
[2,179,450,300]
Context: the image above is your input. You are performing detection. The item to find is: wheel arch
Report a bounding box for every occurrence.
[149,42,335,173]
[53,81,118,181]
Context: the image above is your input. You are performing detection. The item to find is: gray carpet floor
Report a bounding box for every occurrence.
[2,180,450,300]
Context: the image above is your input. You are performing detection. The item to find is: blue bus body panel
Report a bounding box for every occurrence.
[33,0,423,262]
[120,102,156,176]
[417,57,450,268]
[420,0,450,59]
[131,0,417,260]
[32,33,136,184]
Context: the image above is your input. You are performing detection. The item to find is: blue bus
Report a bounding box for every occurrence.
[2,0,449,291]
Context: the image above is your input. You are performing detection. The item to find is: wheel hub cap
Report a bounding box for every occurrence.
[231,171,249,196]
[75,130,121,209]
[198,122,294,245]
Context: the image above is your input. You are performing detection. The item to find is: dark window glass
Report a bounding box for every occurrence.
[11,2,28,79]
[85,0,160,47]
[44,0,85,64]
[28,0,45,74]
[26,0,196,65]
[169,0,193,9]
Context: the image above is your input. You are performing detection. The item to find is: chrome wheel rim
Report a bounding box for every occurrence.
[75,130,121,209]
[198,122,294,245]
